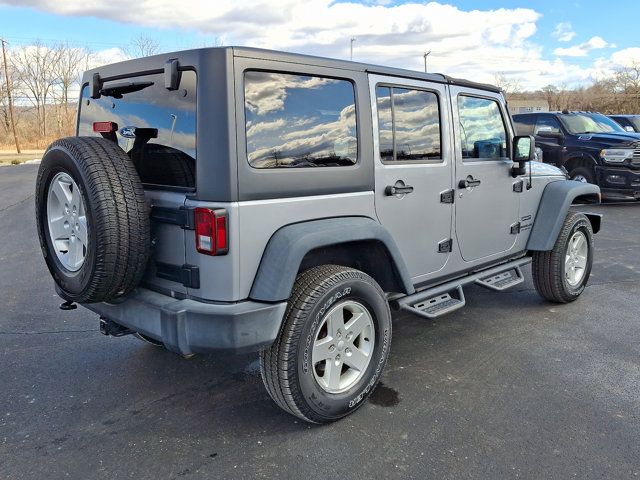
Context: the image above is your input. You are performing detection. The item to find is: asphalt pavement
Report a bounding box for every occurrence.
[1,164,639,479]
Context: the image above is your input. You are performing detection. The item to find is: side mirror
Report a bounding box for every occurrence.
[624,125,635,132]
[536,130,564,140]
[511,135,534,177]
[513,135,535,162]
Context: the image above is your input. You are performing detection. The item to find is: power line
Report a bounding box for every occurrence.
[2,35,128,49]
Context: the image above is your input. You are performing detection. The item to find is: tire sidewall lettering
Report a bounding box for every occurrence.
[348,327,389,409]
[296,274,392,419]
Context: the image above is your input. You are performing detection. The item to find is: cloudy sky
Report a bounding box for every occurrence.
[1,0,638,90]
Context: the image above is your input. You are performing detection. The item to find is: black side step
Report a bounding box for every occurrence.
[475,266,525,291]
[396,257,532,320]
[404,285,466,319]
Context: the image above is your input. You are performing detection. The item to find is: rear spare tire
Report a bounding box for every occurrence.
[35,137,150,303]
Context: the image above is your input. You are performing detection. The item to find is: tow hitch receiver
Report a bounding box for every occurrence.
[59,300,77,311]
[99,318,134,337]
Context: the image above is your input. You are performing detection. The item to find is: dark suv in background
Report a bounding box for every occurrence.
[609,114,640,133]
[513,111,640,200]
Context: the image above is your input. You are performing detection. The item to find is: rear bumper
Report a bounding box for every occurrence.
[83,288,287,355]
[596,166,640,200]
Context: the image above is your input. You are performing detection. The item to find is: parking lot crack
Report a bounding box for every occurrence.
[0,329,95,336]
[0,194,34,214]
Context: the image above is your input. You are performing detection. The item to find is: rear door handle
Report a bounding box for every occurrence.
[459,176,481,188]
[385,184,414,196]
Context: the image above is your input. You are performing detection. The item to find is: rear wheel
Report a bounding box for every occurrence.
[260,265,392,423]
[532,212,594,303]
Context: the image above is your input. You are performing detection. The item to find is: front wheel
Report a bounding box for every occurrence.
[532,212,594,303]
[569,166,595,184]
[260,265,392,423]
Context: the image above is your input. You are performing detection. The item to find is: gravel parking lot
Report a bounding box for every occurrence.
[1,164,639,479]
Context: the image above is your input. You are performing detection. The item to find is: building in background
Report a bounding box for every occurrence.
[508,99,549,114]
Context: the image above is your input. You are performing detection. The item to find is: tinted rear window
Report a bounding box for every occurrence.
[78,70,197,189]
[244,71,357,168]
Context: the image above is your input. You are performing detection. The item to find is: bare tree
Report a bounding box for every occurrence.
[127,34,160,58]
[0,61,7,134]
[541,84,559,111]
[493,72,521,95]
[52,43,87,135]
[12,41,60,139]
[614,63,640,113]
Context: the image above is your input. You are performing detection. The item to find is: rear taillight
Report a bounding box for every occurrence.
[194,208,228,255]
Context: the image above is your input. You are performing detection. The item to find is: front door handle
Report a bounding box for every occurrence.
[459,175,481,189]
[385,184,414,196]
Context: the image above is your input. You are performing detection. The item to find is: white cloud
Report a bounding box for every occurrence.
[0,0,631,90]
[89,47,129,68]
[554,36,611,57]
[610,48,640,67]
[552,22,576,42]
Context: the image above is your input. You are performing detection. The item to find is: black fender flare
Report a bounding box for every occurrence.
[527,180,601,251]
[249,217,415,302]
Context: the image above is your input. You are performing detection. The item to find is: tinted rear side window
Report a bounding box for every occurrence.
[78,70,197,188]
[244,71,357,168]
[375,86,441,162]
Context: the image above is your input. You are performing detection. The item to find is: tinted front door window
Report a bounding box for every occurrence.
[458,95,507,160]
[535,115,562,134]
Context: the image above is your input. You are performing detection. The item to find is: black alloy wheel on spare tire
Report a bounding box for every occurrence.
[35,137,150,303]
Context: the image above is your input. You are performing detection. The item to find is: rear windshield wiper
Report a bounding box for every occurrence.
[99,81,154,99]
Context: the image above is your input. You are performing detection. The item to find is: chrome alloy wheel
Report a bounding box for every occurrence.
[46,172,88,271]
[311,300,375,394]
[572,174,587,183]
[565,230,588,287]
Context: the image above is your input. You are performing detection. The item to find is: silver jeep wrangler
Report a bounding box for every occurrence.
[35,47,601,423]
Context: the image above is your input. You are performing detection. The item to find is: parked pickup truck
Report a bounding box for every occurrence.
[609,114,640,133]
[35,47,601,423]
[513,110,640,201]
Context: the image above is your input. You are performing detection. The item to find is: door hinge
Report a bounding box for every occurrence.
[438,238,453,253]
[513,180,524,193]
[440,189,455,204]
[510,222,521,235]
[155,262,200,289]
[150,205,195,230]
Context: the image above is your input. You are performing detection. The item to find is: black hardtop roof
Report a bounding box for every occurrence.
[232,46,502,93]
[85,45,502,94]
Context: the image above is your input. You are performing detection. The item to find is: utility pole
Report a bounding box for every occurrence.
[423,50,431,73]
[350,37,356,61]
[1,39,20,154]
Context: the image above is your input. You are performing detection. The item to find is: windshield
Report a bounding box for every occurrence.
[559,113,626,135]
